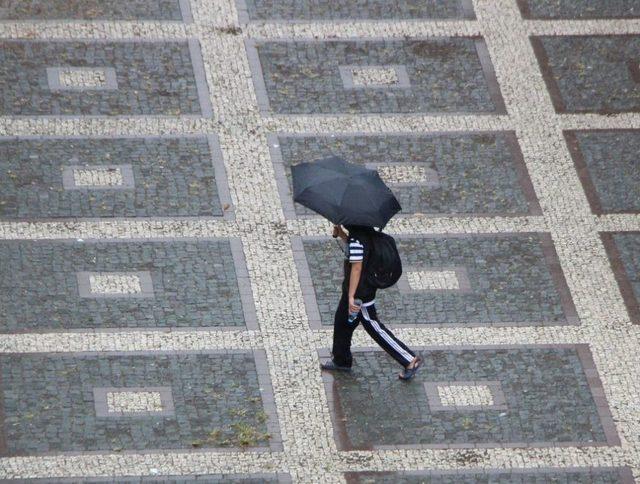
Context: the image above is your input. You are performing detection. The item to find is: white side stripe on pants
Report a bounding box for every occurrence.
[361,306,413,364]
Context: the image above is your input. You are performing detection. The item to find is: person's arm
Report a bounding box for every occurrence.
[348,262,363,312]
[333,224,348,241]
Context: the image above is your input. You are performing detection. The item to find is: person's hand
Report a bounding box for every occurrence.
[348,296,360,314]
[332,225,345,239]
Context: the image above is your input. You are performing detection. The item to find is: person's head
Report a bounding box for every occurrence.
[344,225,376,236]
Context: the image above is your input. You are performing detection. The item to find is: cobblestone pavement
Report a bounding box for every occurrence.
[1,1,640,483]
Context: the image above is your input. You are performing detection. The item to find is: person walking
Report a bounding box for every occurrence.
[320,224,423,380]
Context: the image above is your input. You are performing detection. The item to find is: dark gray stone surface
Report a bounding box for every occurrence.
[0,136,228,219]
[566,130,640,214]
[0,352,272,454]
[248,39,504,114]
[326,347,610,449]
[0,40,206,116]
[0,240,250,331]
[238,0,474,21]
[300,234,576,326]
[0,0,186,21]
[273,133,539,217]
[346,468,633,483]
[604,232,640,323]
[519,0,640,19]
[533,35,640,114]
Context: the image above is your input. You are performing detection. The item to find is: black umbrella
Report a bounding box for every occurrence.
[291,156,401,228]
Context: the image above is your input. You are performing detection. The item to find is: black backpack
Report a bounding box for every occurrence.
[364,231,402,289]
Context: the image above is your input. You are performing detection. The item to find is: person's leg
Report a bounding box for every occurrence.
[329,292,358,368]
[360,304,415,368]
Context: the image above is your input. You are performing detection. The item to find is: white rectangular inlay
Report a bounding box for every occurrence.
[93,387,175,417]
[424,381,508,412]
[339,65,410,89]
[76,271,154,298]
[398,266,471,293]
[438,384,494,407]
[62,164,135,190]
[47,67,118,91]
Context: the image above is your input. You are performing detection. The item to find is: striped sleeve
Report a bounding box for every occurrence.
[348,238,364,262]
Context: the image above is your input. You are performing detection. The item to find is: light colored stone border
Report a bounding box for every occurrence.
[18,473,292,483]
[319,344,621,450]
[423,380,508,411]
[364,162,441,188]
[46,67,118,91]
[244,37,507,116]
[0,134,234,222]
[294,232,579,329]
[396,266,472,294]
[234,0,477,24]
[61,164,135,190]
[0,39,211,120]
[76,271,155,299]
[93,386,175,417]
[338,65,411,89]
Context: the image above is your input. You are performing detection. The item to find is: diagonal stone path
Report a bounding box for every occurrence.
[0,0,640,482]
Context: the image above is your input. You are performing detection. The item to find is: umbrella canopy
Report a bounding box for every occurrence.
[291,156,401,228]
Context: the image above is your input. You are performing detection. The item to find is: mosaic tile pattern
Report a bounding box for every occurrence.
[406,270,461,291]
[323,346,616,449]
[0,351,276,454]
[0,137,228,219]
[532,35,640,114]
[57,68,111,89]
[297,234,578,327]
[601,232,640,324]
[248,39,504,114]
[345,468,635,484]
[106,390,164,413]
[15,476,287,484]
[272,133,539,217]
[518,0,640,19]
[565,130,640,215]
[0,240,254,331]
[0,40,208,116]
[437,384,494,407]
[238,0,475,21]
[0,0,188,21]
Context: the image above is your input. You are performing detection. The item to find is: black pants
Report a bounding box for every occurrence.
[331,292,415,368]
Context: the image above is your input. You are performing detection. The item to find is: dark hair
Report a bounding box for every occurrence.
[344,225,376,237]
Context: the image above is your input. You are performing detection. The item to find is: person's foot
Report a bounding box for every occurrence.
[399,356,423,381]
[320,360,352,372]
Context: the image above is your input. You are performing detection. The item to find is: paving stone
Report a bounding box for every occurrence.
[296,234,578,327]
[237,0,475,22]
[0,240,254,331]
[532,35,640,114]
[20,476,285,484]
[518,0,640,19]
[322,346,617,449]
[0,136,230,219]
[601,232,640,324]
[272,133,540,217]
[0,351,276,454]
[565,130,640,215]
[0,40,209,116]
[247,39,505,114]
[345,467,634,483]
[0,0,188,21]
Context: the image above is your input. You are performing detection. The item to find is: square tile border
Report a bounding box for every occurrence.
[0,134,234,222]
[235,0,476,24]
[0,39,211,119]
[0,349,283,456]
[93,386,175,417]
[46,67,118,91]
[294,232,579,329]
[338,65,411,89]
[345,467,635,484]
[0,236,258,334]
[423,380,508,411]
[319,344,620,451]
[516,0,640,20]
[396,266,472,294]
[269,131,542,221]
[564,130,640,216]
[530,34,640,115]
[76,270,155,298]
[61,164,136,190]
[17,473,293,483]
[0,0,194,23]
[244,37,506,116]
[600,231,640,325]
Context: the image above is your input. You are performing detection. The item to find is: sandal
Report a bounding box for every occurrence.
[399,356,423,381]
